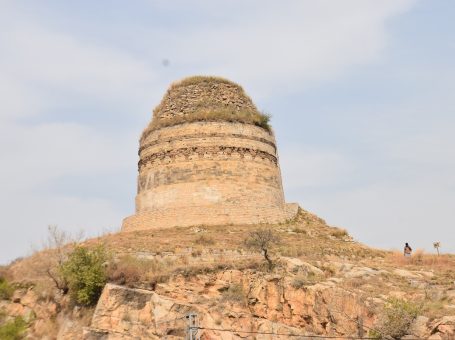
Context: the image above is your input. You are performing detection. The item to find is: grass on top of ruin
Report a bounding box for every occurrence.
[142,108,272,138]
[169,75,243,90]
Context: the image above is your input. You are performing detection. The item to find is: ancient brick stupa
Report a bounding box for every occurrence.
[122,76,298,231]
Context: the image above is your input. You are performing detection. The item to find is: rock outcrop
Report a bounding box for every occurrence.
[2,210,454,339]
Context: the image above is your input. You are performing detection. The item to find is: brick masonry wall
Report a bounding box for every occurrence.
[122,121,297,231]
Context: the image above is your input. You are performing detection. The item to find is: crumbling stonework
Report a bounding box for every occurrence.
[122,77,297,231]
[151,77,258,122]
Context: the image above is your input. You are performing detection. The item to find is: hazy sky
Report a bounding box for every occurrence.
[1,0,454,264]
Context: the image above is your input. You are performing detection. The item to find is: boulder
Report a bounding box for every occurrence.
[86,284,193,339]
[409,315,429,337]
[393,269,421,279]
[281,257,323,276]
[431,316,455,336]
[344,266,378,279]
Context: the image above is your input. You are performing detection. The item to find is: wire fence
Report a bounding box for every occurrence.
[196,326,425,339]
[153,313,426,339]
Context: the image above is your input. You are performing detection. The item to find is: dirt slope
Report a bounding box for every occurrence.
[1,209,454,339]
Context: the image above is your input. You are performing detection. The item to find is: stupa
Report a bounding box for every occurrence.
[122,76,298,231]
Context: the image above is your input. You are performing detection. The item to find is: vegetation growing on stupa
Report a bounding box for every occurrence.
[141,76,271,141]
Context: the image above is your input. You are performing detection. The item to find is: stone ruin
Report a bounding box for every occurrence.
[122,76,298,231]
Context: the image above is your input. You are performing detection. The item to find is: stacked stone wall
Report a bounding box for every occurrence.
[122,202,299,231]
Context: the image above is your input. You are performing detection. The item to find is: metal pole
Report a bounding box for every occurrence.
[186,312,199,340]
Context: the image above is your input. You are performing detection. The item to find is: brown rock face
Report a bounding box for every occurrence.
[122,76,297,231]
[83,284,193,339]
[83,271,371,339]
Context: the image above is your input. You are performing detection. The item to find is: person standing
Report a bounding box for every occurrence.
[404,243,412,257]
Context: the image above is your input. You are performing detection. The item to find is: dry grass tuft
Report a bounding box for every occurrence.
[169,76,242,90]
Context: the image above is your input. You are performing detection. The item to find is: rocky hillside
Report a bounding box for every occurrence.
[1,209,454,339]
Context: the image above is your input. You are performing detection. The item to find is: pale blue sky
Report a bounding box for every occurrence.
[1,0,454,264]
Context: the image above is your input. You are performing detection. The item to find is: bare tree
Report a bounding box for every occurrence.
[245,228,280,270]
[43,225,84,294]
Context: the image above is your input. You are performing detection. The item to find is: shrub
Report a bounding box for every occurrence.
[108,256,144,287]
[60,245,107,306]
[0,278,14,300]
[278,245,305,258]
[221,284,245,304]
[0,316,27,340]
[330,228,349,239]
[194,235,215,245]
[291,277,306,289]
[370,298,421,339]
[291,273,321,289]
[191,249,202,257]
[108,255,167,287]
[291,227,307,235]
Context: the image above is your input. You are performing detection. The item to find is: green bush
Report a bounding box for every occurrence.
[0,316,27,340]
[369,298,421,339]
[0,278,14,300]
[61,245,107,306]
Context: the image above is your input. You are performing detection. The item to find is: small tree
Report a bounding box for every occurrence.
[433,242,441,256]
[245,228,280,270]
[60,245,107,306]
